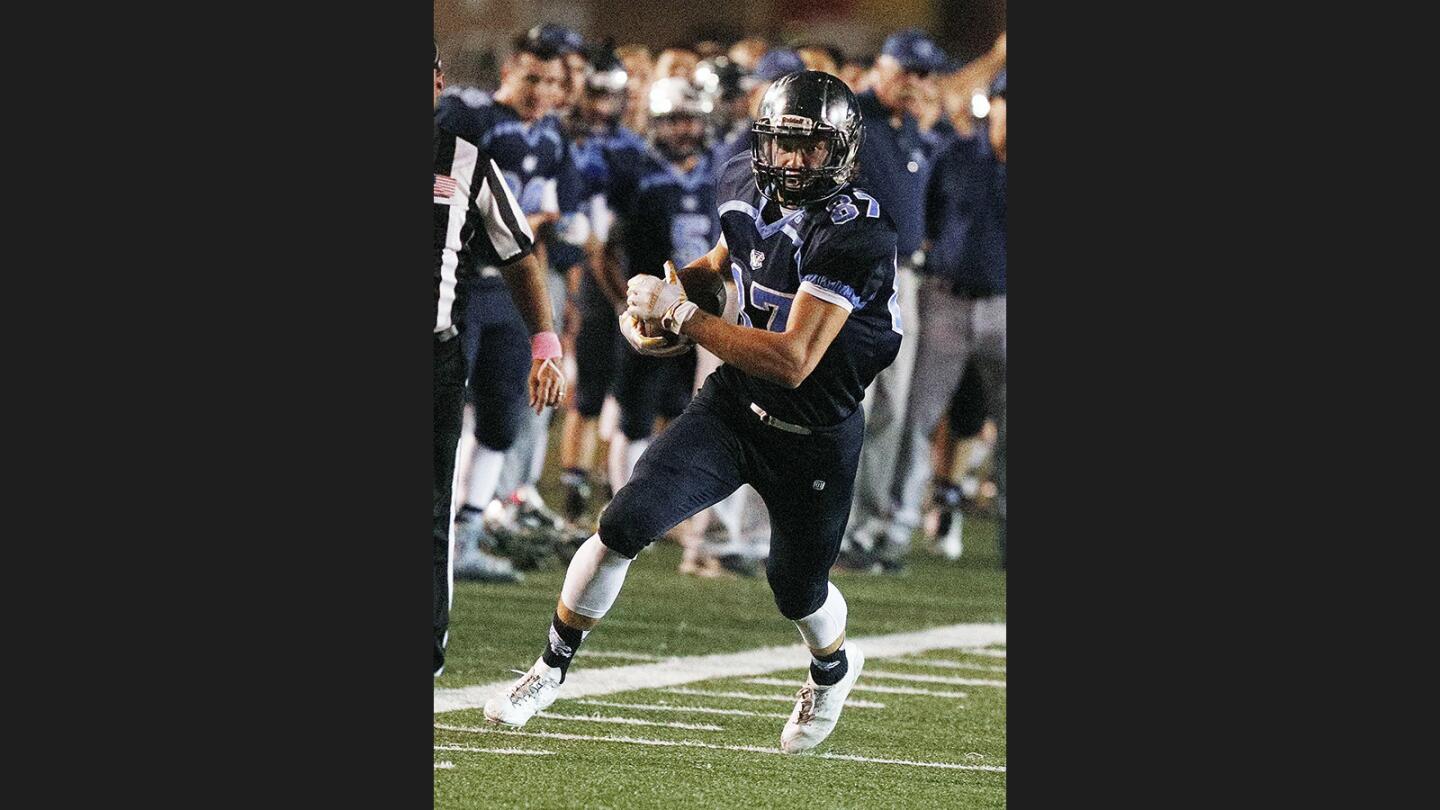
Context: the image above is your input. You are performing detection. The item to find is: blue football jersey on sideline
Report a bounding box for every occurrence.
[437,88,580,280]
[570,125,647,247]
[623,151,720,281]
[437,87,573,217]
[711,153,903,427]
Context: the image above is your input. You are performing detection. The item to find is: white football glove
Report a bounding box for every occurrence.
[618,312,692,357]
[626,262,700,336]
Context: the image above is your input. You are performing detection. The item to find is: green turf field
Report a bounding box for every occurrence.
[435,514,1007,808]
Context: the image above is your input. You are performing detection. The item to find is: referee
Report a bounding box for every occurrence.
[435,41,565,677]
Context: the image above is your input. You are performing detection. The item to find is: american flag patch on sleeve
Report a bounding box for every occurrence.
[434,174,458,201]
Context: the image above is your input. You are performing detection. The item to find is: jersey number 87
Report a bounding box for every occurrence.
[730,262,794,332]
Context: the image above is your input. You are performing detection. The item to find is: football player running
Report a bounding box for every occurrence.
[485,71,901,755]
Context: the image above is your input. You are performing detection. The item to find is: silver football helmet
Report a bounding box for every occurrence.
[751,70,864,206]
[648,77,713,161]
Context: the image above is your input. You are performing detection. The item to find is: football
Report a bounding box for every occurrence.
[677,265,728,318]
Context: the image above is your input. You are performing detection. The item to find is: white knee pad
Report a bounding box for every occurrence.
[794,581,848,651]
[560,534,634,619]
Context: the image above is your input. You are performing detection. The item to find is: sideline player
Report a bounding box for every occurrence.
[485,71,901,754]
[436,31,576,569]
[608,76,724,576]
[556,46,648,525]
[433,41,564,676]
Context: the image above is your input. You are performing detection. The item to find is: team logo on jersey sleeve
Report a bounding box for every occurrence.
[750,249,765,269]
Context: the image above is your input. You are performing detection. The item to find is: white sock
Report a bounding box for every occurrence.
[793,581,848,651]
[465,446,506,509]
[560,534,634,619]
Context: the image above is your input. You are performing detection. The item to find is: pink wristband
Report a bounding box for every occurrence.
[531,331,562,360]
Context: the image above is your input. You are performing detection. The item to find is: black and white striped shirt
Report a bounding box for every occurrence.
[433,123,534,334]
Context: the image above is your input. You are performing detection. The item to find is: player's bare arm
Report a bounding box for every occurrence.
[682,290,848,389]
[593,221,635,309]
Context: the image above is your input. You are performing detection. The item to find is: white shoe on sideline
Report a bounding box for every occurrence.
[780,644,865,754]
[483,658,562,727]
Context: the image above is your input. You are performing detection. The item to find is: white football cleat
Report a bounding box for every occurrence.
[780,643,865,754]
[483,658,562,727]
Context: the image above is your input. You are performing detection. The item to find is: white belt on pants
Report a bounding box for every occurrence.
[749,402,811,435]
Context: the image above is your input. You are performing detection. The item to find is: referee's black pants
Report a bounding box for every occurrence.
[433,328,465,675]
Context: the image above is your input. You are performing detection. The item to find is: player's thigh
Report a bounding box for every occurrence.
[613,348,667,440]
[458,278,485,380]
[973,295,1006,416]
[751,412,865,618]
[599,396,744,557]
[948,359,988,439]
[574,297,620,418]
[658,351,699,421]
[907,286,975,435]
[469,306,531,449]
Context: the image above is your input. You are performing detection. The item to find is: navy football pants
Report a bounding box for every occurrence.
[573,272,622,418]
[459,280,530,450]
[599,376,864,620]
[613,346,697,440]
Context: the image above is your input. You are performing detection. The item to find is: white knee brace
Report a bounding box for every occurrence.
[560,534,634,619]
[794,581,848,651]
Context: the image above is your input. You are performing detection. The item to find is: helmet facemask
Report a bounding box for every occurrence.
[751,117,861,206]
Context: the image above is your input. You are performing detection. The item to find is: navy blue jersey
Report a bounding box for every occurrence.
[569,125,648,249]
[437,87,578,282]
[711,154,903,427]
[572,126,648,217]
[623,152,721,282]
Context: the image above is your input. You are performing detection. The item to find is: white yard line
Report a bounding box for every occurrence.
[433,745,555,756]
[664,687,887,709]
[435,623,1004,714]
[888,657,1007,673]
[961,648,1007,659]
[434,725,1005,773]
[535,712,723,731]
[743,678,969,700]
[864,670,1006,688]
[573,699,791,719]
[581,651,668,662]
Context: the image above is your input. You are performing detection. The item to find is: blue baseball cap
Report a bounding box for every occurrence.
[527,23,585,56]
[753,48,805,83]
[881,28,947,74]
